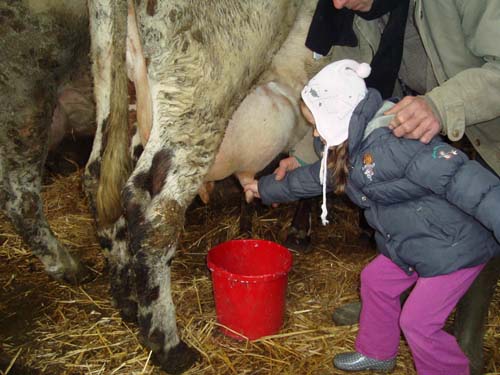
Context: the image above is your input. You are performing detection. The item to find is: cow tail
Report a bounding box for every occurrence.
[96,0,131,227]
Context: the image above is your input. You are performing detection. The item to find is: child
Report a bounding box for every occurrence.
[244,59,500,374]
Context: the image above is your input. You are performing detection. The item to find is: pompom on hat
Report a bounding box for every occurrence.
[301,59,371,225]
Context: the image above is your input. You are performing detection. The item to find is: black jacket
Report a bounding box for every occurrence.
[259,89,500,276]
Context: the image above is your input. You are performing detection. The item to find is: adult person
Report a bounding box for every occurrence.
[280,0,500,373]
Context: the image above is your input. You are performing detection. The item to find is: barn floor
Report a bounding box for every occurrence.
[1,169,499,375]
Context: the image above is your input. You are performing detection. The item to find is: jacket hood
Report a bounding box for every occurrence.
[348,88,384,161]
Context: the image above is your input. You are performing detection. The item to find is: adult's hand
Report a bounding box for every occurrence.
[274,156,301,181]
[385,96,442,144]
[332,0,373,12]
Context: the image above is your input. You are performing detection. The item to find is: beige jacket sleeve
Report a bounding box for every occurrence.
[424,1,500,141]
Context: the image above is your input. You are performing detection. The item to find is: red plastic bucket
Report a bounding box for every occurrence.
[207,239,293,340]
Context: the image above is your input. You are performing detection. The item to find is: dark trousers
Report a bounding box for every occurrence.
[455,153,500,375]
[455,256,500,375]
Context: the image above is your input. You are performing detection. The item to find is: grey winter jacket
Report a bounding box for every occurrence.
[259,90,500,277]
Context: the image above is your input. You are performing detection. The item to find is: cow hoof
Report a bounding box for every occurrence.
[284,227,312,253]
[59,262,95,285]
[153,341,200,374]
[118,302,138,323]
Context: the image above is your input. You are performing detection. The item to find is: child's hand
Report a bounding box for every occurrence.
[244,180,260,201]
[244,181,281,208]
[274,156,300,181]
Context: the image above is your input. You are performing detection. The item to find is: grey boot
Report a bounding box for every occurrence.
[334,352,396,372]
[333,289,412,326]
[332,301,362,326]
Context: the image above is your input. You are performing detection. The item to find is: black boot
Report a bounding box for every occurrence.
[454,256,500,375]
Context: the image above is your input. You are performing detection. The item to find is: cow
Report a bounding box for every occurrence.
[83,0,304,372]
[0,0,91,284]
[196,0,332,240]
[199,0,321,205]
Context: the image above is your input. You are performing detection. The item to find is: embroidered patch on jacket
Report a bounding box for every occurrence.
[432,145,458,160]
[362,152,375,181]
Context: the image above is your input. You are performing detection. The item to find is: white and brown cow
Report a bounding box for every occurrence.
[199,0,322,204]
[83,0,303,372]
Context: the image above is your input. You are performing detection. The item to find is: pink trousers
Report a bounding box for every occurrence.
[355,255,484,375]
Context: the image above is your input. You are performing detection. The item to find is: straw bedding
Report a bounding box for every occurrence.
[0,171,498,375]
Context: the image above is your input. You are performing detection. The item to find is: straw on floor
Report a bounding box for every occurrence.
[0,171,498,375]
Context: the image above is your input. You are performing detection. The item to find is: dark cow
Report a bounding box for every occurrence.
[0,0,91,284]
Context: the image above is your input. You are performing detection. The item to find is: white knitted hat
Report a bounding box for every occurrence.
[301,59,371,225]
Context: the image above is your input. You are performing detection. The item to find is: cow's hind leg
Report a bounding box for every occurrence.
[83,104,139,321]
[0,0,90,284]
[85,152,138,322]
[133,245,197,374]
[284,198,314,253]
[0,111,89,284]
[85,0,139,321]
[97,218,139,323]
[122,158,199,373]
